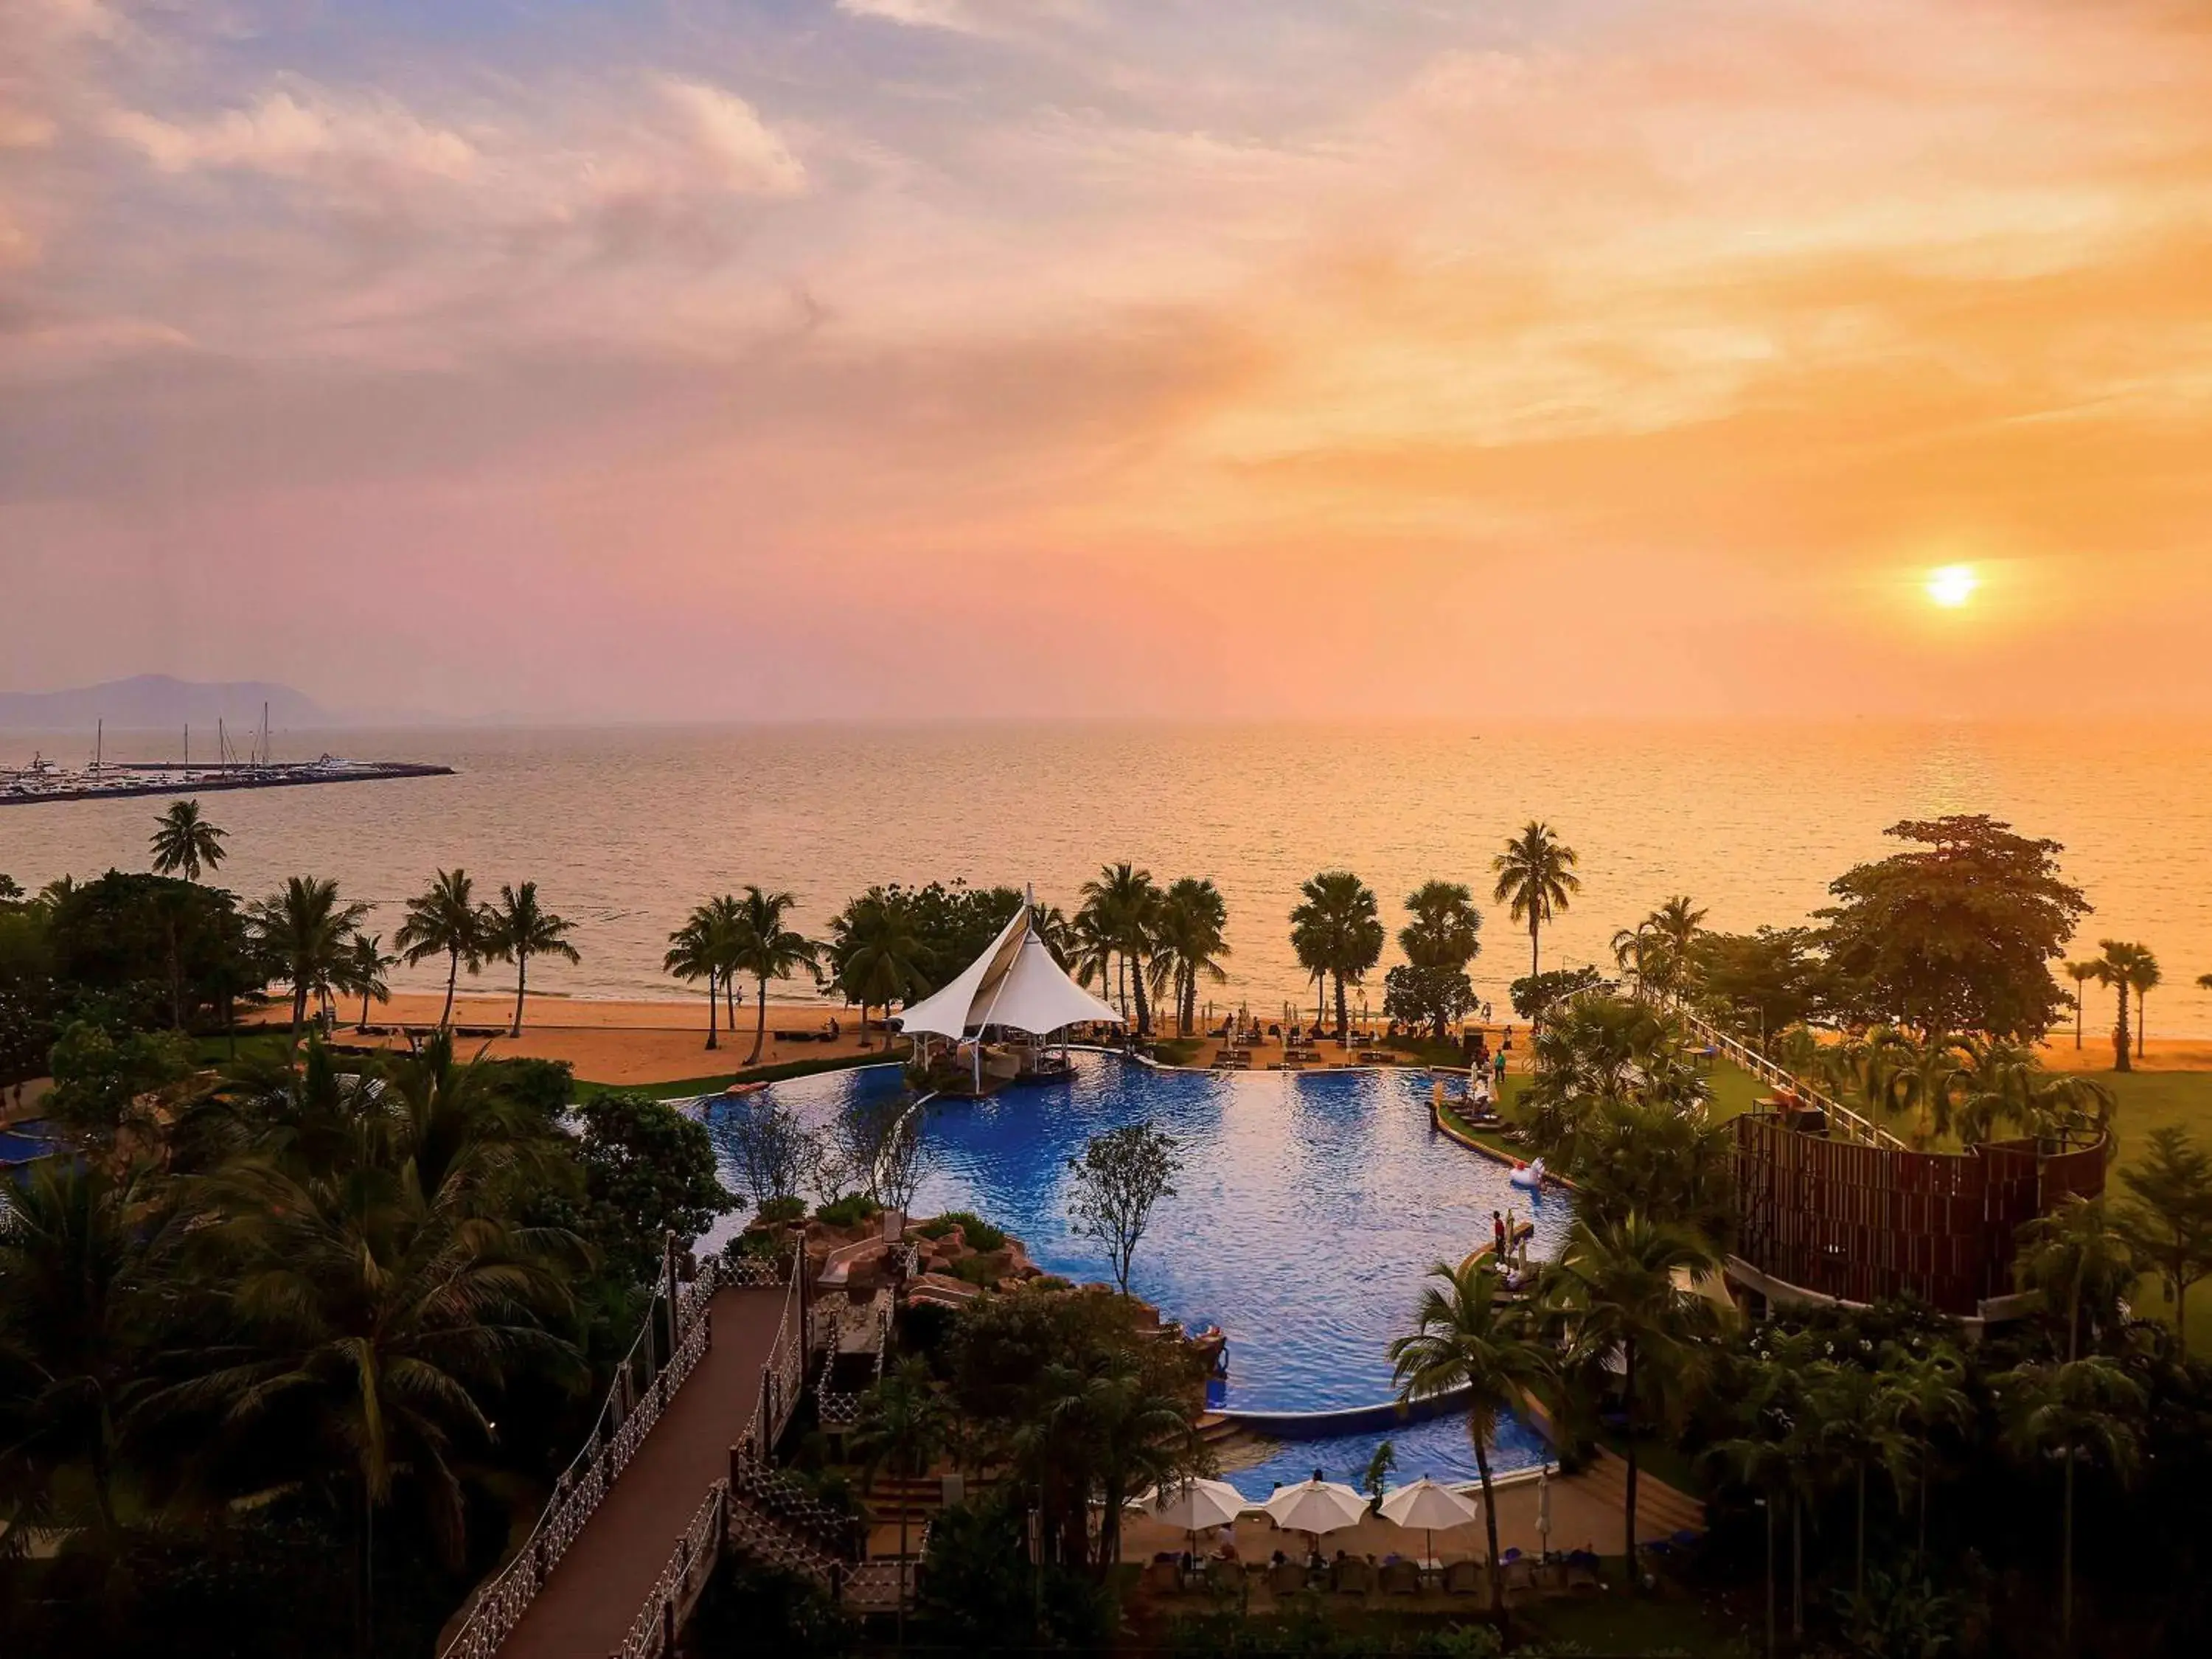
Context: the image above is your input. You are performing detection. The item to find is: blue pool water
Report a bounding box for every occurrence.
[0,1119,60,1166]
[703,1055,1563,1494]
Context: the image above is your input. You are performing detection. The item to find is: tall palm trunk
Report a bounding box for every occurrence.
[2114,984,2132,1072]
[2138,988,2148,1060]
[704,968,720,1051]
[1130,954,1151,1036]
[1529,918,1540,978]
[292,980,310,1039]
[509,948,529,1037]
[749,978,769,1065]
[359,985,374,1032]
[1621,1337,1640,1589]
[1334,971,1349,1040]
[440,947,460,1029]
[1474,1436,1503,1614]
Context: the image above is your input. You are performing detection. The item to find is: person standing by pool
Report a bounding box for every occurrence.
[1492,1048,1508,1091]
[1492,1211,1508,1259]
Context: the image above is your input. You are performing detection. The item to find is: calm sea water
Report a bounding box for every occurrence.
[4,720,2209,1034]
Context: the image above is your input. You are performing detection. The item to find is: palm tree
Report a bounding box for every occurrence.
[1878,1341,1971,1562]
[1492,822,1581,979]
[250,877,372,1038]
[338,931,397,1032]
[1992,1355,2143,1650]
[2016,1196,2140,1362]
[0,1161,178,1541]
[1389,1259,1554,1613]
[186,1099,576,1657]
[394,869,493,1030]
[729,886,820,1065]
[851,1357,950,1641]
[2126,948,2161,1062]
[1810,1361,1903,1599]
[1147,877,1231,1034]
[2062,961,2099,1050]
[1539,1211,1719,1587]
[1646,897,1707,984]
[829,890,933,1043]
[1079,864,1162,1035]
[1034,1346,1201,1574]
[2087,940,2146,1073]
[482,880,581,1038]
[664,908,726,1051]
[2114,1126,2212,1359]
[1288,870,1384,1040]
[149,798,228,882]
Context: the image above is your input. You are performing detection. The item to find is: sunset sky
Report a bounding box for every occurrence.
[5,0,2211,722]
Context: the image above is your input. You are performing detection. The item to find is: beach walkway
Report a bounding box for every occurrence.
[495,1285,787,1659]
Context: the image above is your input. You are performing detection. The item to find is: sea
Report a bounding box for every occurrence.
[4,721,2209,1034]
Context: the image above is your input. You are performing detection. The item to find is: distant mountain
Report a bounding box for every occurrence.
[0,676,331,731]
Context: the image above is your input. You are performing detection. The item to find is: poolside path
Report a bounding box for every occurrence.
[493,1285,787,1659]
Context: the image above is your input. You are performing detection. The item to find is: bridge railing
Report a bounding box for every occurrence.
[437,1242,801,1659]
[1672,1005,1902,1150]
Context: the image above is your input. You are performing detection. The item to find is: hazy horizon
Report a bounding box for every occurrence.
[8,1,2212,723]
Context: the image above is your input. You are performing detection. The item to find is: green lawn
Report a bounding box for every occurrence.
[2096,1069,2212,1353]
[1510,1582,1759,1657]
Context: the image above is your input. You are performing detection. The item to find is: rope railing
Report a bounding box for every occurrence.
[437,1243,800,1659]
[616,1484,732,1659]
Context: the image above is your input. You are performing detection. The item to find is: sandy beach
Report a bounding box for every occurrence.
[256,991,900,1085]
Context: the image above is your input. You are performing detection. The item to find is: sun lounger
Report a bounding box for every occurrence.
[1442,1559,1483,1596]
[1141,1559,1180,1593]
[1565,1557,1603,1593]
[1332,1559,1375,1594]
[1269,1561,1307,1595]
[1379,1560,1420,1595]
[1503,1557,1536,1593]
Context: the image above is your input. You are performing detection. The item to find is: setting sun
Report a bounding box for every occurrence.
[1926,564,1980,608]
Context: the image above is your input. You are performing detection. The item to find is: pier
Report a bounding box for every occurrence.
[0,755,456,806]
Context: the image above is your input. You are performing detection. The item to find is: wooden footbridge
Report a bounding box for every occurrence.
[437,1246,908,1659]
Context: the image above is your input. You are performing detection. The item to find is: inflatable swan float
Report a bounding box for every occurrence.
[1508,1157,1547,1190]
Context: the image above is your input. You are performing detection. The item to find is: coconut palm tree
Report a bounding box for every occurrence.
[2016,1196,2140,1363]
[184,1105,577,1656]
[1992,1354,2143,1651]
[829,889,933,1044]
[250,877,372,1039]
[1538,1211,1719,1587]
[729,886,820,1065]
[1147,877,1230,1034]
[1288,870,1384,1040]
[1492,822,1581,978]
[149,798,229,882]
[1878,1341,1972,1563]
[1646,898,1708,1000]
[2126,948,2161,1062]
[2062,961,2099,1050]
[338,931,397,1032]
[482,880,581,1038]
[1079,864,1162,1035]
[1389,1259,1554,1613]
[664,907,726,1051]
[1034,1345,1201,1574]
[2114,1126,2212,1360]
[394,869,493,1030]
[2087,940,2146,1073]
[0,1160,181,1542]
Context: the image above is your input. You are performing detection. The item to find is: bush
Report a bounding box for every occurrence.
[755,1194,807,1225]
[918,1492,1118,1652]
[930,1210,1006,1252]
[814,1192,881,1229]
[483,1056,574,1121]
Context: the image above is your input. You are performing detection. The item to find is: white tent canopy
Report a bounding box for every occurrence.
[895,892,1122,1040]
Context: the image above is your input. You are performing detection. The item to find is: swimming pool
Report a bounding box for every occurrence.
[703,1054,1563,1493]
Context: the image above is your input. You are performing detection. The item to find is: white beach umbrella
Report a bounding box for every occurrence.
[1262,1475,1369,1551]
[1379,1477,1481,1568]
[1135,1478,1249,1533]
